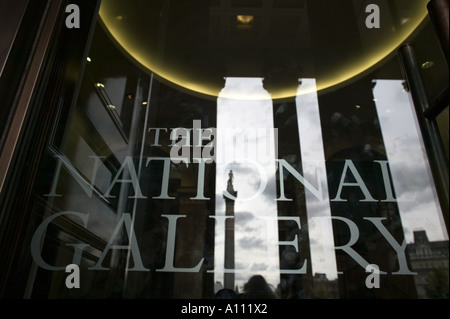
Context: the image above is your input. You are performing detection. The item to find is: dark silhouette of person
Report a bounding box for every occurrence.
[215,288,240,299]
[241,275,278,299]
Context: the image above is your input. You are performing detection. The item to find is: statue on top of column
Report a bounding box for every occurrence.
[227,170,235,193]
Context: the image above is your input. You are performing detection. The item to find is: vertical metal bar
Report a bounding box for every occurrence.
[399,43,449,234]
[427,0,449,65]
[0,0,61,196]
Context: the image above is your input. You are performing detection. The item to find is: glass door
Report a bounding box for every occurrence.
[1,0,448,299]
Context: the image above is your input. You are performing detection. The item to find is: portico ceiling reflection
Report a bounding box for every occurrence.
[99,0,429,100]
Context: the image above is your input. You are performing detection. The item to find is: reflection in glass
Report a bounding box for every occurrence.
[296,79,337,280]
[407,230,449,298]
[215,77,279,292]
[373,80,448,243]
[10,0,448,300]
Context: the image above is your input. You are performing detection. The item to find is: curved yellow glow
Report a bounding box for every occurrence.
[99,2,429,100]
[314,17,428,96]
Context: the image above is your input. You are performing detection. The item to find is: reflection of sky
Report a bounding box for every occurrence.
[373,80,448,243]
[215,78,279,291]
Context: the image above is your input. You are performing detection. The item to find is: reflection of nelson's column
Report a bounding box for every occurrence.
[224,170,237,290]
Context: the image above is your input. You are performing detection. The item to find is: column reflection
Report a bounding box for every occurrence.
[296,79,338,280]
[373,80,448,242]
[214,78,280,293]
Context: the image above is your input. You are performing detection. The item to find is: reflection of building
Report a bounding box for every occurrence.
[223,170,237,290]
[407,230,449,298]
